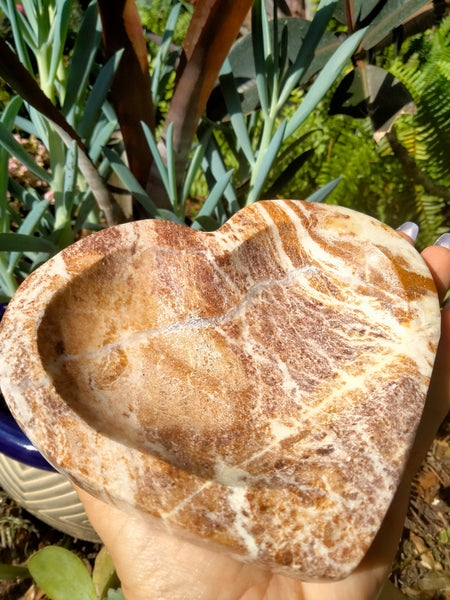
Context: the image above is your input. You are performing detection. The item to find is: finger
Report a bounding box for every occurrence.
[396,222,419,245]
[421,244,450,303]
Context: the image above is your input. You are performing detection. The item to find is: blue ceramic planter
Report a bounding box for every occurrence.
[0,303,98,541]
[0,302,54,471]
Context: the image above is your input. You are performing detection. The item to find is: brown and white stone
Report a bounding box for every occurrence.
[0,200,441,579]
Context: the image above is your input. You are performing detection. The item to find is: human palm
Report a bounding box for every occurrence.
[77,243,450,600]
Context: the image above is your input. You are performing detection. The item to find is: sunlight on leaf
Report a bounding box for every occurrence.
[28,546,97,600]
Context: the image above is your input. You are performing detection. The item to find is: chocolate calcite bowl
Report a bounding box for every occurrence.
[0,200,441,580]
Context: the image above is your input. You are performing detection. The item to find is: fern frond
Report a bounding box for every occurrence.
[416,194,446,248]
[437,60,450,80]
[388,19,450,182]
[414,75,450,180]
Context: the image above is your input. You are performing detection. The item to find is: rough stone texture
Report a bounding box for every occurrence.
[0,200,441,580]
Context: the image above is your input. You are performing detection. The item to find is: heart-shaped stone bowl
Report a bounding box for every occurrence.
[0,200,441,580]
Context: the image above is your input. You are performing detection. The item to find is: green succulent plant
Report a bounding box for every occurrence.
[0,0,444,300]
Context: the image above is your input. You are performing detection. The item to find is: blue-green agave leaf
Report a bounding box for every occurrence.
[305,177,342,202]
[284,28,367,140]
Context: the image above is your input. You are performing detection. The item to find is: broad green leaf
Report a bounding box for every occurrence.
[0,255,18,298]
[92,546,120,600]
[15,8,38,48]
[8,177,44,212]
[28,546,97,600]
[284,28,367,140]
[333,0,380,26]
[0,563,30,580]
[27,108,48,145]
[0,233,56,253]
[155,209,185,224]
[2,96,23,129]
[362,0,431,50]
[63,141,78,204]
[305,177,342,202]
[53,141,78,247]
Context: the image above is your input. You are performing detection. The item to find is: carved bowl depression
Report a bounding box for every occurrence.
[0,200,441,580]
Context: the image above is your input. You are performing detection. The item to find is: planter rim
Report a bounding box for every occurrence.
[0,302,54,471]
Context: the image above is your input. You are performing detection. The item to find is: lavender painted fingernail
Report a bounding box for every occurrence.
[434,233,450,250]
[396,222,419,242]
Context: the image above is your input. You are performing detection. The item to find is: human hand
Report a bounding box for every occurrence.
[76,230,450,600]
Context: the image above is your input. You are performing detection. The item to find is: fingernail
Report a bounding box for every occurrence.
[396,222,419,241]
[434,233,450,250]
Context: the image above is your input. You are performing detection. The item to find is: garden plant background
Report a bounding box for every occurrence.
[0,0,449,598]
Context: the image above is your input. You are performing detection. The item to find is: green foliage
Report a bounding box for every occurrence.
[92,546,121,600]
[273,99,414,218]
[0,0,120,300]
[28,546,97,600]
[276,16,450,249]
[0,0,443,303]
[0,562,30,580]
[137,0,192,46]
[104,0,366,231]
[280,102,447,249]
[0,544,124,599]
[24,545,123,600]
[388,16,450,182]
[439,527,450,544]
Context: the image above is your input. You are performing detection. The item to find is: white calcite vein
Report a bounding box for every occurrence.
[0,199,441,580]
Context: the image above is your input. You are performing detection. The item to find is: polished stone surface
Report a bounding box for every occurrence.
[0,200,441,579]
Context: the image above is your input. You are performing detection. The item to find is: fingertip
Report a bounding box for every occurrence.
[396,222,419,244]
[421,245,450,303]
